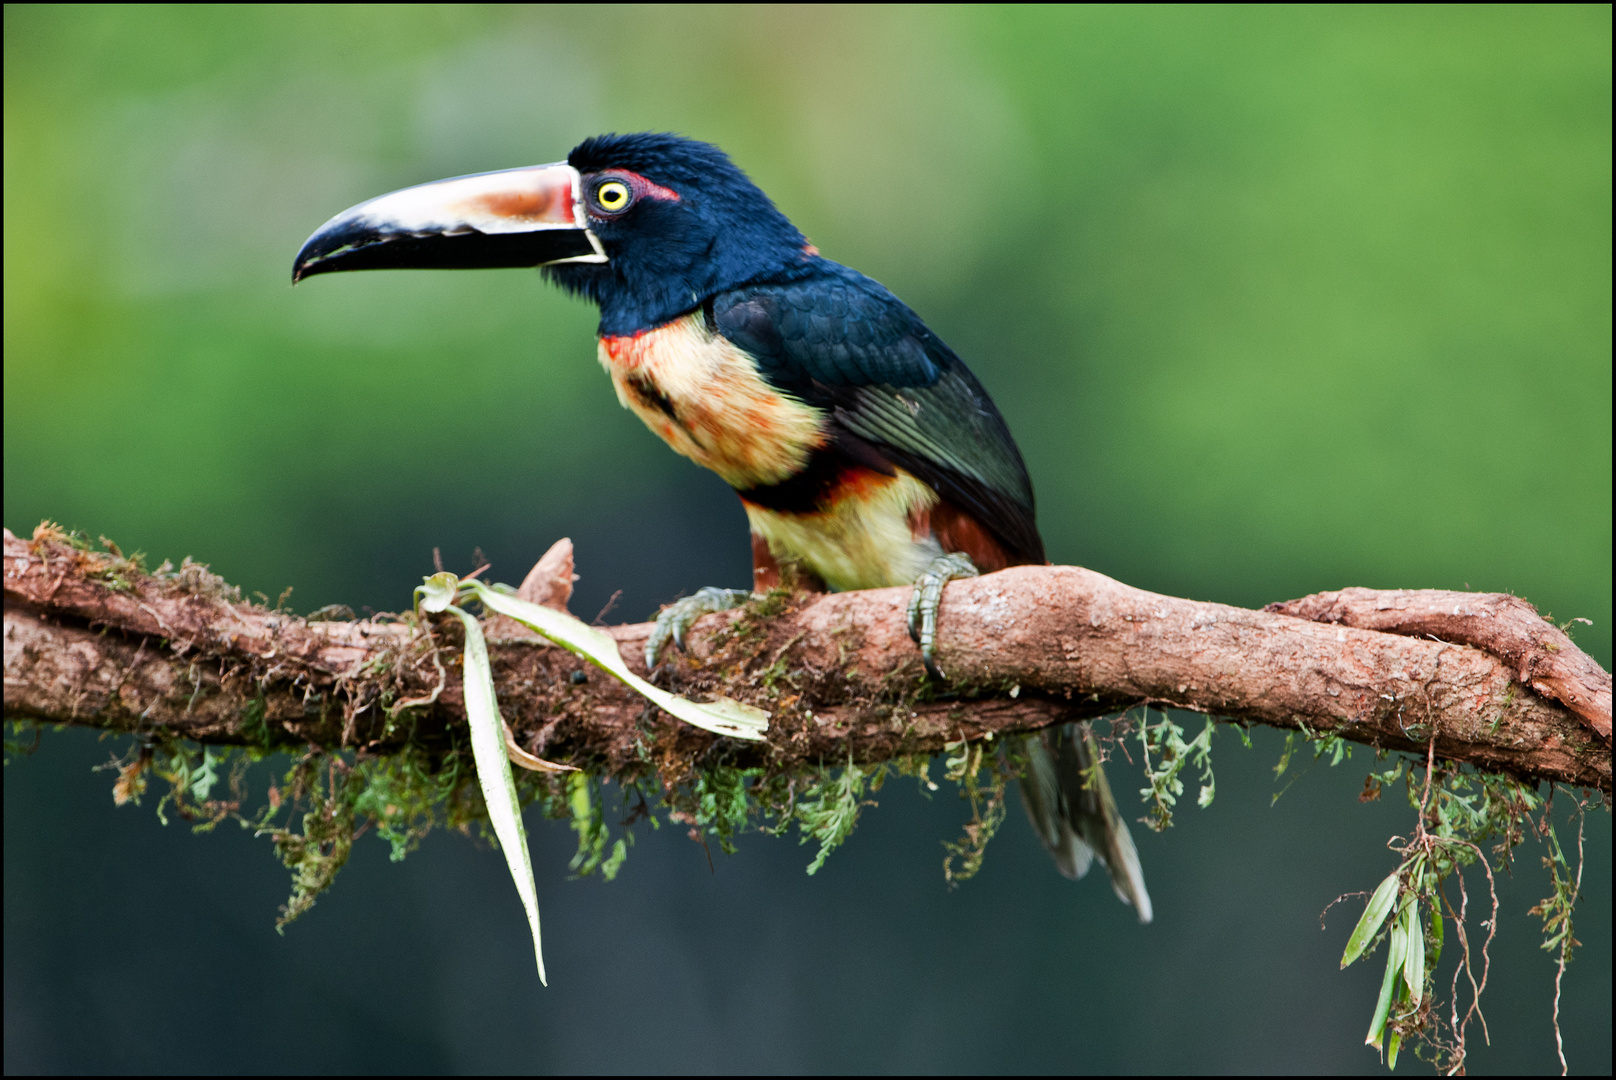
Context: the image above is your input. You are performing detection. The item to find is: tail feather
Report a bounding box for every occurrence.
[1017,727,1094,880]
[1017,723,1152,923]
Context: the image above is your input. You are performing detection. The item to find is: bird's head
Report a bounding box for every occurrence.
[293,132,811,334]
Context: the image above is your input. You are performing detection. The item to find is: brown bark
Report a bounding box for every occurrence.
[3,526,1609,792]
[1266,588,1611,741]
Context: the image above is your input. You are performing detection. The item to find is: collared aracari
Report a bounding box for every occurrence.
[294,132,1150,921]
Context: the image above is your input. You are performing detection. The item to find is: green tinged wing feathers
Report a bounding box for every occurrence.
[713,265,1044,563]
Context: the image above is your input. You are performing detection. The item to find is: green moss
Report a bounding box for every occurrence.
[237,696,283,750]
[88,536,148,592]
[689,764,752,855]
[941,734,1011,886]
[4,720,45,763]
[266,756,359,928]
[150,742,236,830]
[712,582,796,651]
[1138,710,1217,830]
[350,745,466,862]
[792,756,878,875]
[566,772,612,876]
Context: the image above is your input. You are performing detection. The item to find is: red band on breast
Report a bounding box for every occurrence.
[600,329,654,368]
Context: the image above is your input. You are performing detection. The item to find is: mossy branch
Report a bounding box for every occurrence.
[3,525,1608,794]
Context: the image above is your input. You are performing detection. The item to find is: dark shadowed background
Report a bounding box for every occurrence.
[4,6,1609,1074]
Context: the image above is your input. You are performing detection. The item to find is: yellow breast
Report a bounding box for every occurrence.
[598,314,827,489]
[743,469,941,592]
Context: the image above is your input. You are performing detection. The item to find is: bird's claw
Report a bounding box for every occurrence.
[645,586,753,669]
[907,552,979,679]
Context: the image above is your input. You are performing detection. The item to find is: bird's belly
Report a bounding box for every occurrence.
[599,314,825,489]
[743,468,941,591]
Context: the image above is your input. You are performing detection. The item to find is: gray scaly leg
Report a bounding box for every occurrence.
[906,552,979,679]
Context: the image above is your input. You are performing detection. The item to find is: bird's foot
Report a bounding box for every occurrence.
[645,586,754,669]
[906,552,980,679]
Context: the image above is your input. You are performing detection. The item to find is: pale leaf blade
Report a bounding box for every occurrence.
[452,605,547,985]
[469,583,767,741]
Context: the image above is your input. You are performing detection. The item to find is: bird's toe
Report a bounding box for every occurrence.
[645,586,754,669]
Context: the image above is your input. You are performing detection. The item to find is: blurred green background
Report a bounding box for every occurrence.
[4,5,1609,1074]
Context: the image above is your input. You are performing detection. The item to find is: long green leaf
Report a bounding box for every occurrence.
[448,601,548,985]
[1366,914,1407,1049]
[1342,871,1400,968]
[467,581,768,741]
[1402,899,1424,1003]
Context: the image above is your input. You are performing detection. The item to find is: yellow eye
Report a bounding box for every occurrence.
[595,180,631,212]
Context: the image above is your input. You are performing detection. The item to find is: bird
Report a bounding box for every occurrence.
[294,132,1151,921]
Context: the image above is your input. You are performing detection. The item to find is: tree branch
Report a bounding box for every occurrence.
[1265,588,1611,741]
[3,526,1608,793]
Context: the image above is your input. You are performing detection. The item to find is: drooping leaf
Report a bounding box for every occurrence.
[406,571,770,987]
[1401,899,1424,1003]
[467,581,768,741]
[1428,902,1443,973]
[448,602,547,985]
[1366,914,1407,1049]
[1342,871,1400,968]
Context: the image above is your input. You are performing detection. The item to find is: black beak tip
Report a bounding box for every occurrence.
[292,230,347,284]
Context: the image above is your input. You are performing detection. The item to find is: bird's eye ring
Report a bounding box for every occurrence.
[594,180,632,213]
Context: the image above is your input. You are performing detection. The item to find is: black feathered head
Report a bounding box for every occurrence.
[547,133,812,334]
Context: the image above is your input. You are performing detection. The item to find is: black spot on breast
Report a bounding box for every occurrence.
[628,374,679,422]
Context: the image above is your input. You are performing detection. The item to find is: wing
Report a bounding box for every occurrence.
[712,264,1045,565]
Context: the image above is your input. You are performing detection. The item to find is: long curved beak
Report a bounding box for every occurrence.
[292,162,606,283]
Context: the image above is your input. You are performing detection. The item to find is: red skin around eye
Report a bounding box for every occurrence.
[613,170,681,203]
